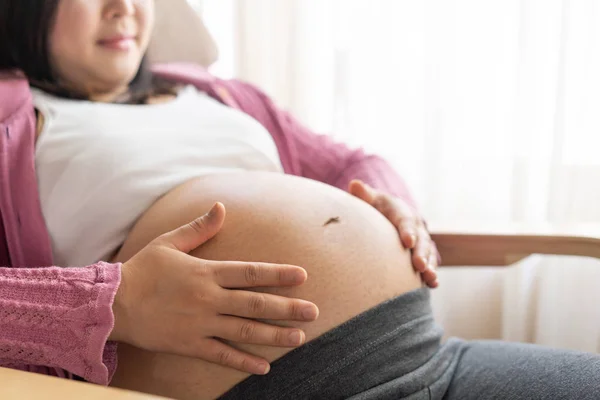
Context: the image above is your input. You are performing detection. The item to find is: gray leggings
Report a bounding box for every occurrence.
[219,288,600,400]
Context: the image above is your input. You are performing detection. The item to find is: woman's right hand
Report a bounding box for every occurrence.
[109,202,319,376]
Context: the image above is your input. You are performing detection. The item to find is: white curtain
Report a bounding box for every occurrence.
[202,0,600,352]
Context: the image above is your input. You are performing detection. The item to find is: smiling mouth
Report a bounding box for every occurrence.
[97,36,136,51]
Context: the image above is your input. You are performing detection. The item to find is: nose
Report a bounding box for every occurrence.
[104,0,136,19]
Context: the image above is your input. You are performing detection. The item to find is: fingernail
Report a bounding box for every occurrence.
[289,330,304,346]
[208,203,219,218]
[257,362,270,375]
[302,306,318,320]
[409,234,417,244]
[286,270,306,285]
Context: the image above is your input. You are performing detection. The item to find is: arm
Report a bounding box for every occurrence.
[0,262,121,385]
[2,205,321,385]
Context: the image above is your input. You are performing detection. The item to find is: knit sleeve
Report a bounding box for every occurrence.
[0,262,121,385]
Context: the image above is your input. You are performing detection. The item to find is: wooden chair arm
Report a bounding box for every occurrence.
[0,367,165,400]
[428,222,600,267]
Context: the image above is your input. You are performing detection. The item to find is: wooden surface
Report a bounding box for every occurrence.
[0,367,168,400]
[429,222,600,266]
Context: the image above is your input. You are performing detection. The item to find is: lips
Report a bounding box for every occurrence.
[97,35,136,50]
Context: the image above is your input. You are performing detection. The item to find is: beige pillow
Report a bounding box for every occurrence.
[148,0,219,67]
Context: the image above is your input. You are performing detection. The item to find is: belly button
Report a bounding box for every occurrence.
[323,217,341,227]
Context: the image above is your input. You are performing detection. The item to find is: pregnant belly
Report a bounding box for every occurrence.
[110,172,422,400]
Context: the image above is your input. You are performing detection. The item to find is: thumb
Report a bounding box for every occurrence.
[163,202,226,253]
[349,179,376,204]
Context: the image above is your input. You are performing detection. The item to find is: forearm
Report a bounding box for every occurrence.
[0,262,121,384]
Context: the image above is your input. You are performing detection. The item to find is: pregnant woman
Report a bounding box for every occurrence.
[1,1,599,399]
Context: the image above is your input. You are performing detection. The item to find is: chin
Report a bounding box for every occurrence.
[99,66,143,87]
[100,55,144,79]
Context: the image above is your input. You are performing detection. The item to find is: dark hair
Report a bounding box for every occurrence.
[0,0,173,104]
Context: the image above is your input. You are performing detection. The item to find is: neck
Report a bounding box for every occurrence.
[55,76,131,103]
[87,85,130,103]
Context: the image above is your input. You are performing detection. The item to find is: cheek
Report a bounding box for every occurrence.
[49,9,97,75]
[138,3,155,51]
[49,27,91,81]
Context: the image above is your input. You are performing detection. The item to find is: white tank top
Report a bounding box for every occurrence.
[32,85,283,267]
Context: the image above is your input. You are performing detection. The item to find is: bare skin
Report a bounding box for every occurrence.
[109,172,422,400]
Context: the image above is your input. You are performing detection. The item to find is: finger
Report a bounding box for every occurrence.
[411,245,430,274]
[374,196,419,244]
[428,253,439,289]
[374,192,415,220]
[198,338,271,375]
[412,228,432,271]
[163,202,226,253]
[220,290,319,321]
[412,252,429,273]
[421,268,438,289]
[348,180,376,203]
[215,316,307,348]
[398,225,418,249]
[428,252,439,271]
[421,251,439,288]
[212,262,308,288]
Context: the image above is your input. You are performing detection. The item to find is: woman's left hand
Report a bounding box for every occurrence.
[349,180,439,288]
